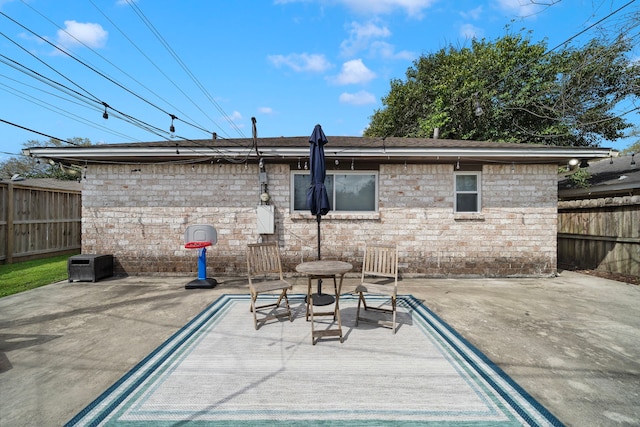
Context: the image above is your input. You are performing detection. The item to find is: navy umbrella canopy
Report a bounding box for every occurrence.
[306,124,331,217]
[305,124,334,305]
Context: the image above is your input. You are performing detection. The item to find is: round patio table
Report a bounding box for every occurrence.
[296,260,352,345]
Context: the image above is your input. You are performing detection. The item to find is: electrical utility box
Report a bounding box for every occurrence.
[257,205,275,234]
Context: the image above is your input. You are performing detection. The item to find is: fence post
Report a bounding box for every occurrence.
[6,182,14,264]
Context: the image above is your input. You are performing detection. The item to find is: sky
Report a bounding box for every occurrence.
[1,0,639,163]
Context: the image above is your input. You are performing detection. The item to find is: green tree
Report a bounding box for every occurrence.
[365,32,640,147]
[0,137,91,180]
[620,128,640,155]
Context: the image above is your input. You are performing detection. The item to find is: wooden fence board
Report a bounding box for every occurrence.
[558,197,640,278]
[1,181,81,264]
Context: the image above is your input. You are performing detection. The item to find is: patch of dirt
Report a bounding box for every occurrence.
[573,269,640,286]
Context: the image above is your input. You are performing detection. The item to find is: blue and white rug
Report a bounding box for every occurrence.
[66,294,563,426]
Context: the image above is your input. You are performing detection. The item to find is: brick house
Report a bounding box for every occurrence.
[24,136,611,277]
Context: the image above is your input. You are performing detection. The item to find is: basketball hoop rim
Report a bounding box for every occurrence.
[185,241,211,249]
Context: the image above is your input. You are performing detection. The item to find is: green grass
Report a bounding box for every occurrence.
[0,254,77,298]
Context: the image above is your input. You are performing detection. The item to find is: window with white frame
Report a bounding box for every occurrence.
[291,171,378,213]
[454,172,481,213]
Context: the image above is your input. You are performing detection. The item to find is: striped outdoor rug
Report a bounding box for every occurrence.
[66,294,563,426]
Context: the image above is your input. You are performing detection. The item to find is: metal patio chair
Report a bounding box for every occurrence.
[355,244,399,333]
[246,242,293,330]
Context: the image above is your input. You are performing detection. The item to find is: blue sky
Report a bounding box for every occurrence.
[1,0,638,162]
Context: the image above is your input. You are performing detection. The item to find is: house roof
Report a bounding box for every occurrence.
[22,136,613,166]
[558,153,639,200]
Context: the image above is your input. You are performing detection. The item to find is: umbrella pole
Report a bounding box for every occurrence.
[316,214,322,294]
[312,213,335,306]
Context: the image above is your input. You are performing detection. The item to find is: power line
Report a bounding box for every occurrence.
[86,0,226,138]
[485,0,637,100]
[19,0,217,138]
[0,118,83,145]
[126,0,246,138]
[1,10,218,140]
[0,79,141,142]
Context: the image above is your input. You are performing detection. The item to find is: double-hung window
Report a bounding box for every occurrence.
[454,172,481,213]
[292,171,378,213]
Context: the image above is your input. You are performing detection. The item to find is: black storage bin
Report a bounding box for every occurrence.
[68,254,114,282]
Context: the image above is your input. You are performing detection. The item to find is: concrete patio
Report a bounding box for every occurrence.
[0,271,639,426]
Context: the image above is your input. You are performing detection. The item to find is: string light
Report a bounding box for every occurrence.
[631,153,636,168]
[169,114,176,136]
[102,102,109,120]
[297,158,301,170]
[351,158,354,170]
[456,157,460,170]
[473,92,483,117]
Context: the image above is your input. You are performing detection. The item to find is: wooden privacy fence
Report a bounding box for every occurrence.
[558,196,640,278]
[0,180,81,264]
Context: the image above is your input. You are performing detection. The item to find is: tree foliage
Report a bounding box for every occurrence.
[365,32,640,147]
[0,137,91,180]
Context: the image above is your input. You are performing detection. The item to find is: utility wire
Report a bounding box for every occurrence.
[0,10,185,130]
[0,30,103,105]
[86,0,225,137]
[0,53,99,109]
[451,0,638,111]
[126,0,246,138]
[19,0,216,137]
[0,81,140,142]
[0,118,82,145]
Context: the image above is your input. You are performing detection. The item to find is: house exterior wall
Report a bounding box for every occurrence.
[81,162,558,277]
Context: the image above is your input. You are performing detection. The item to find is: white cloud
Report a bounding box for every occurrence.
[274,0,437,18]
[340,21,391,56]
[460,6,483,20]
[338,0,438,19]
[55,20,108,50]
[459,23,483,39]
[494,0,545,17]
[340,20,413,60]
[339,90,376,105]
[267,53,333,72]
[332,59,376,85]
[370,40,414,60]
[258,107,274,114]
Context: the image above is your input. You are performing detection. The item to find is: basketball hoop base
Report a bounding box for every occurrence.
[185,278,217,289]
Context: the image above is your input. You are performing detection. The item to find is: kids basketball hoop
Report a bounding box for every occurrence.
[184,241,211,249]
[183,224,217,289]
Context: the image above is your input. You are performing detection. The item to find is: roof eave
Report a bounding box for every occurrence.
[23,145,613,165]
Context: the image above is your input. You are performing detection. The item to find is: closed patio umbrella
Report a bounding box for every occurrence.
[306,124,333,305]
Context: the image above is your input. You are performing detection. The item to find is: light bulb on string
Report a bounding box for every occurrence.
[102,103,109,120]
[473,92,483,116]
[169,114,176,137]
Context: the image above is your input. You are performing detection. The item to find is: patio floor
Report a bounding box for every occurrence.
[0,271,639,426]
